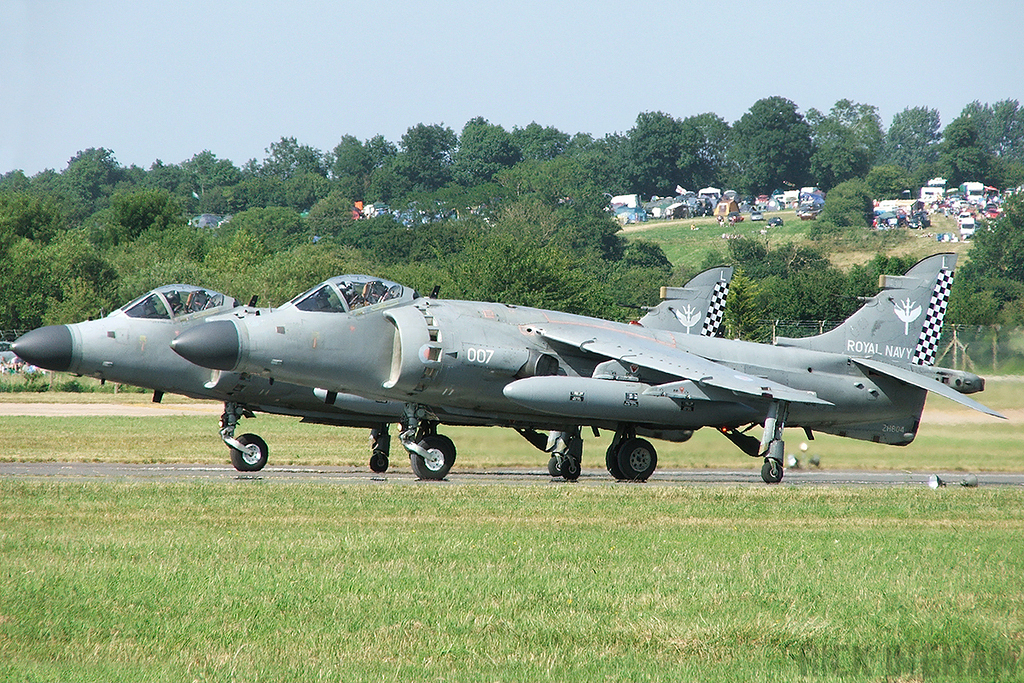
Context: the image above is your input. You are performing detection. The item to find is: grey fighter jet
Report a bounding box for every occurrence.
[171,254,1002,484]
[12,285,405,472]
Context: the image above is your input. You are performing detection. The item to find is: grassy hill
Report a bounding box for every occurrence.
[620,210,974,272]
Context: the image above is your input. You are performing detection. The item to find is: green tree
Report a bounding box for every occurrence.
[959,99,1024,163]
[0,238,50,329]
[729,97,812,194]
[807,100,882,191]
[622,111,685,198]
[677,113,731,190]
[453,117,521,187]
[249,137,327,181]
[391,123,458,195]
[865,165,912,200]
[511,123,570,161]
[961,194,1024,282]
[722,270,764,340]
[0,191,68,245]
[181,151,242,200]
[41,230,117,325]
[940,114,993,186]
[882,106,942,173]
[440,229,608,316]
[220,207,307,252]
[107,188,185,244]
[62,148,125,218]
[306,191,354,240]
[811,178,873,235]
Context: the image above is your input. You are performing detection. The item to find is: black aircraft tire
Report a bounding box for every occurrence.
[410,434,456,480]
[605,442,625,480]
[369,451,389,473]
[615,438,657,481]
[230,433,269,472]
[761,458,784,484]
[548,456,560,478]
[559,456,581,481]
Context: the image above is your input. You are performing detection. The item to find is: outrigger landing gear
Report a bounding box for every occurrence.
[220,402,268,472]
[758,401,789,484]
[547,428,583,481]
[399,406,456,480]
[605,426,657,481]
[516,427,583,481]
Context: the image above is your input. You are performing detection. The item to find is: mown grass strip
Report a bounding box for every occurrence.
[1,482,1021,681]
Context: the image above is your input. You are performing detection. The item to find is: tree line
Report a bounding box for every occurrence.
[1,96,1023,336]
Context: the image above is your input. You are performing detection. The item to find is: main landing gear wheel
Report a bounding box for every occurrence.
[761,458,784,484]
[230,433,268,472]
[616,438,657,481]
[605,442,625,480]
[410,434,456,480]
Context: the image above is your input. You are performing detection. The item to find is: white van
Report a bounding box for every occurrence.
[958,212,977,239]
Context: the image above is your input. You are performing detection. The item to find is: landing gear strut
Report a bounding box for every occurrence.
[758,401,789,484]
[516,427,583,481]
[369,425,391,473]
[547,428,583,481]
[220,402,268,472]
[399,406,456,480]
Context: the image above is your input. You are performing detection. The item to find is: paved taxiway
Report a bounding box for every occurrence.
[2,461,1022,488]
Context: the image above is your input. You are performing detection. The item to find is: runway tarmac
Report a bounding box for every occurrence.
[2,461,1022,488]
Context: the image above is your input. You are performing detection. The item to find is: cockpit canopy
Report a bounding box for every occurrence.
[290,275,411,313]
[120,285,235,320]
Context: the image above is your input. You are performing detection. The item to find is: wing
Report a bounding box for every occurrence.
[537,322,832,406]
[852,357,1005,419]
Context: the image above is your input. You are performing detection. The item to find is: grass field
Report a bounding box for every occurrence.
[620,211,973,272]
[2,481,1022,682]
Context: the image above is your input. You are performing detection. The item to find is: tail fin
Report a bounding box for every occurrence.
[775,253,956,367]
[637,265,734,336]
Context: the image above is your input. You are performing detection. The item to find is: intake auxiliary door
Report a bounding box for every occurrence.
[382,305,442,395]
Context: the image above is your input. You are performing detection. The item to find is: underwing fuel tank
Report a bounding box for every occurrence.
[503,376,758,428]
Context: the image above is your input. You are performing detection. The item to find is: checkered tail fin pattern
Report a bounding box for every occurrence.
[911,267,953,366]
[700,280,729,337]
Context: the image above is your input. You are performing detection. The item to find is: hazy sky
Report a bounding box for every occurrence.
[2,0,1021,175]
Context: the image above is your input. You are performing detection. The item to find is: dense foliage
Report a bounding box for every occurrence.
[2,97,1024,333]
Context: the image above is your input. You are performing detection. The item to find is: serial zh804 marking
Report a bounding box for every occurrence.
[171,256,1002,484]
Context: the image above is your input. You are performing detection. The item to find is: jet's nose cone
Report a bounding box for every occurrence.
[171,320,241,371]
[11,326,74,371]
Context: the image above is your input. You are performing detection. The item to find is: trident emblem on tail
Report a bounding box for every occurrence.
[894,298,922,335]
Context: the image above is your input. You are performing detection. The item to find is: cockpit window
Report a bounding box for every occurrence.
[122,286,228,319]
[292,276,404,313]
[339,279,402,311]
[124,293,170,319]
[294,284,347,312]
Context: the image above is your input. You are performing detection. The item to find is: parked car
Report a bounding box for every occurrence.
[768,217,784,228]
[749,210,764,221]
